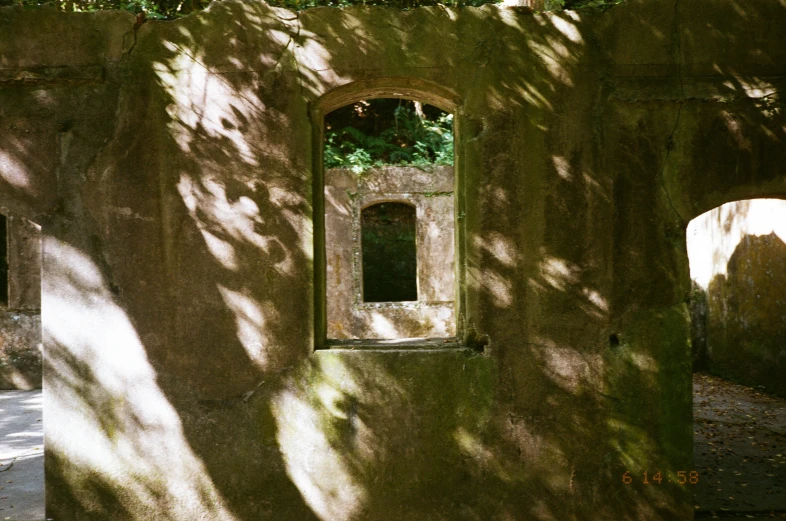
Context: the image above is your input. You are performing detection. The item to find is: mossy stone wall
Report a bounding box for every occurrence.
[0,1,785,519]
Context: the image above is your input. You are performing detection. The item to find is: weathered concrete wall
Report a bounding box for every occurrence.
[0,310,41,389]
[0,7,124,391]
[687,199,786,397]
[8,216,42,310]
[0,216,43,389]
[0,0,785,519]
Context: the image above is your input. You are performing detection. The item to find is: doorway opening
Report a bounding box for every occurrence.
[686,198,786,516]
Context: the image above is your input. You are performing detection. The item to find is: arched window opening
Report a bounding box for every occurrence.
[361,202,417,303]
[686,198,786,385]
[321,95,458,343]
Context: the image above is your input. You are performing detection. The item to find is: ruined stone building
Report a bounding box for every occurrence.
[0,0,785,518]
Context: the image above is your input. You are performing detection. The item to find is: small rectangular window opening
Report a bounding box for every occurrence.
[361,202,418,302]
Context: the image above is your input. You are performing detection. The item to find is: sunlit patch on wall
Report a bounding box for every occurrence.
[44,238,238,520]
[0,149,31,189]
[272,371,369,521]
[530,342,604,394]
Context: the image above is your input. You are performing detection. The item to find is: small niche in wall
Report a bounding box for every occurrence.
[361,202,418,303]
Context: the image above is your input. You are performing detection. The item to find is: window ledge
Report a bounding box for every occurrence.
[322,337,465,351]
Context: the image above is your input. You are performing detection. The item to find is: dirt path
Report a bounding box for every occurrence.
[694,373,786,518]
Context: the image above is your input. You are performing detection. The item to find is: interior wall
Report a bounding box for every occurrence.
[0,0,785,519]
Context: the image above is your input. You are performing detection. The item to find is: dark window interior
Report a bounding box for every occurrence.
[361,202,417,302]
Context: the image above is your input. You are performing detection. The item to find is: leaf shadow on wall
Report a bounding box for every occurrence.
[31,1,786,520]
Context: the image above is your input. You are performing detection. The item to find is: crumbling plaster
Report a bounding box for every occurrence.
[1,0,785,519]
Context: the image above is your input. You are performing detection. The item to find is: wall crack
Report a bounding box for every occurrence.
[662,102,686,227]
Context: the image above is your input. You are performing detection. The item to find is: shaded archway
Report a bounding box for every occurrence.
[685,197,786,516]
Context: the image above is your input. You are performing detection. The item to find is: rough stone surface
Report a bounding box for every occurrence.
[8,216,42,309]
[0,0,784,519]
[707,233,786,397]
[0,311,41,390]
[0,216,42,389]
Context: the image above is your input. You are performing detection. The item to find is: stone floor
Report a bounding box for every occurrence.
[0,390,44,521]
[694,373,786,519]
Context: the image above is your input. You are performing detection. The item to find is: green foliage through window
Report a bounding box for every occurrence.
[560,0,622,9]
[0,0,203,18]
[325,100,453,175]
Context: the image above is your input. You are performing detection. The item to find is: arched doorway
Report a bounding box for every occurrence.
[686,198,786,516]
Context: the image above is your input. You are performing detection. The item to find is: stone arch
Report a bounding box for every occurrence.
[686,196,786,391]
[665,101,786,225]
[359,198,417,211]
[311,77,460,118]
[686,189,786,224]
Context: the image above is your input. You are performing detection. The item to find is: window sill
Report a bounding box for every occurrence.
[320,337,466,351]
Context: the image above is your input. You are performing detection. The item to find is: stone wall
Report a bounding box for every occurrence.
[687,199,786,397]
[0,216,43,389]
[1,0,785,519]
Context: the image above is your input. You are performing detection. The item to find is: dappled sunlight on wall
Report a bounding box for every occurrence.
[272,366,371,520]
[141,2,315,381]
[271,350,496,520]
[529,343,605,394]
[0,149,32,190]
[43,237,238,520]
[3,0,783,517]
[474,9,587,115]
[216,285,281,367]
[0,113,58,217]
